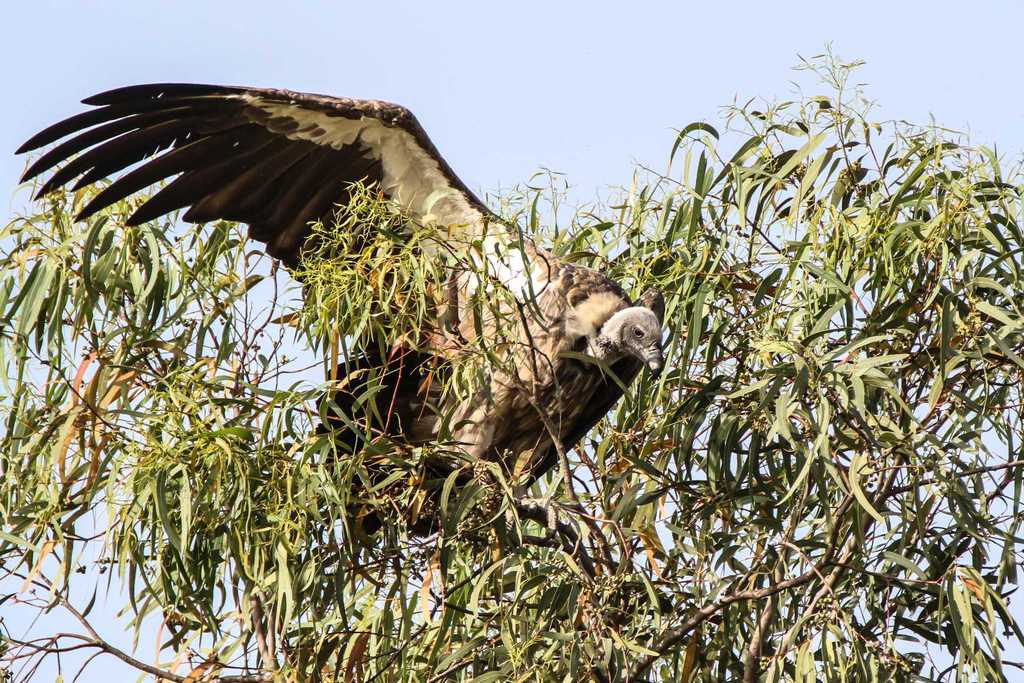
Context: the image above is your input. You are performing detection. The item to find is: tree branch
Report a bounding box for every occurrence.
[515,499,596,579]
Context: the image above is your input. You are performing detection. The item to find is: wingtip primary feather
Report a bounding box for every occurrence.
[34,175,66,200]
[82,83,186,105]
[20,145,71,182]
[81,83,237,106]
[20,164,41,183]
[17,130,55,155]
[16,105,138,155]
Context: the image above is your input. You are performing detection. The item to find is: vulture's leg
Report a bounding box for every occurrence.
[519,404,581,534]
[441,270,463,336]
[522,405,619,573]
[454,400,497,459]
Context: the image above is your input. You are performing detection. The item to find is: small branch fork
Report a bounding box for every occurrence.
[625,453,918,681]
[4,574,273,683]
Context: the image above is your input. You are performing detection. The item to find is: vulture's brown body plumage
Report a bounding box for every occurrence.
[18,83,665,531]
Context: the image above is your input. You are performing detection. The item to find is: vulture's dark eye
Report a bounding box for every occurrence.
[633,327,644,339]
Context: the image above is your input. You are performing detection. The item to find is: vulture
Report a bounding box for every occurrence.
[17,83,666,529]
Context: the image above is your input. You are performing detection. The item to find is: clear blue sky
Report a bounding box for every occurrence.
[3,1,1024,219]
[2,1,1023,679]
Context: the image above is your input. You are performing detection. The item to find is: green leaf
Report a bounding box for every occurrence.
[848,452,884,524]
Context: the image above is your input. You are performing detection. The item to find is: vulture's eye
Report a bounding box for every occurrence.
[633,327,644,339]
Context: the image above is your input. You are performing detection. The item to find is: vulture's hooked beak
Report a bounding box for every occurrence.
[644,346,664,376]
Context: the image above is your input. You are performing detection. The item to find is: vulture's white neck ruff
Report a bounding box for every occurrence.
[567,291,626,340]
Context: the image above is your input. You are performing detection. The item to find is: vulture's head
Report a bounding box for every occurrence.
[595,306,664,374]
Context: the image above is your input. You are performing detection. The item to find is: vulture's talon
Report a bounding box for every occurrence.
[515,496,596,579]
[518,496,563,539]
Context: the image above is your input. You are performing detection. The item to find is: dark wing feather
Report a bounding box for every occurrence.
[15,97,232,153]
[78,132,269,220]
[121,131,274,224]
[18,83,492,265]
[181,141,310,223]
[637,287,666,323]
[22,107,222,183]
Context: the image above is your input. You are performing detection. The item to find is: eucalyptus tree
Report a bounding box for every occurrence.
[3,56,1024,682]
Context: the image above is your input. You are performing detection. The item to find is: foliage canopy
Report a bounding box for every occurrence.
[4,56,1024,682]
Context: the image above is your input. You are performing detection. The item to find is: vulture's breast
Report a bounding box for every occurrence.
[491,356,610,478]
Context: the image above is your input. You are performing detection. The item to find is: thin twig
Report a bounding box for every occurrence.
[249,593,278,673]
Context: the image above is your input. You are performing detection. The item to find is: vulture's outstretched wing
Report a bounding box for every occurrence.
[17,83,496,266]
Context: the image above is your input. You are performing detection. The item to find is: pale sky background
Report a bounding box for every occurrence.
[2,0,1024,680]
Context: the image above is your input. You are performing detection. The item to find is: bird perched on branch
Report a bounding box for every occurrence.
[18,83,666,525]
